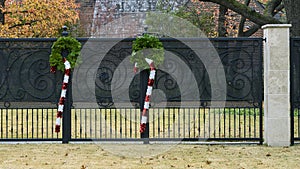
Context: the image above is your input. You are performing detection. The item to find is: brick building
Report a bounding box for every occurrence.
[76,0,274,38]
[76,0,190,38]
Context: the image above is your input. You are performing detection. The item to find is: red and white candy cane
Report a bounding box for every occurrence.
[54,58,71,133]
[140,58,156,133]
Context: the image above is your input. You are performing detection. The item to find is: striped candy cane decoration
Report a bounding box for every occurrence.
[55,58,71,133]
[140,58,156,133]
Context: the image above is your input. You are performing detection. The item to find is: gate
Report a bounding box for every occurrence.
[291,37,300,145]
[0,37,263,143]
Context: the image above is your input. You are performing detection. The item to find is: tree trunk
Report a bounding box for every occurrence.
[283,0,300,37]
[218,5,228,37]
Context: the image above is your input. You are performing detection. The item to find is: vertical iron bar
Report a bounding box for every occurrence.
[1,109,2,138]
[36,109,39,138]
[10,109,13,138]
[129,108,132,138]
[135,108,137,138]
[80,109,82,138]
[218,108,221,138]
[178,108,180,138]
[234,108,236,138]
[125,108,127,138]
[293,107,300,138]
[85,109,88,138]
[182,108,184,138]
[239,108,241,138]
[41,109,44,138]
[95,109,97,139]
[5,109,8,138]
[293,108,300,138]
[31,109,34,138]
[207,108,210,137]
[173,108,175,138]
[254,108,257,138]
[15,109,18,138]
[198,108,200,138]
[163,108,165,138]
[259,104,263,144]
[110,109,112,138]
[115,109,117,138]
[187,108,190,138]
[203,107,206,138]
[120,109,122,138]
[213,108,216,138]
[168,108,170,138]
[74,109,77,139]
[228,108,231,138]
[46,109,49,138]
[249,108,251,137]
[21,109,24,139]
[244,108,246,138]
[223,107,226,138]
[51,109,54,139]
[100,109,102,139]
[153,108,155,138]
[158,108,161,138]
[213,109,216,138]
[90,109,93,138]
[104,109,107,138]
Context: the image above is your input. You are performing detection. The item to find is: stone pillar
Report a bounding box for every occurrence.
[262,24,292,146]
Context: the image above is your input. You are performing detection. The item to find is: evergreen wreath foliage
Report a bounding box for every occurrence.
[130,34,164,69]
[49,36,82,71]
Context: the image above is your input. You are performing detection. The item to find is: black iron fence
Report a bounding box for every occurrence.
[291,37,300,145]
[0,37,263,143]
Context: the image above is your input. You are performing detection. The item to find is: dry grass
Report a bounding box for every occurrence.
[0,143,300,169]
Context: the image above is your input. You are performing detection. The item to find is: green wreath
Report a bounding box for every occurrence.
[49,36,82,72]
[130,34,164,69]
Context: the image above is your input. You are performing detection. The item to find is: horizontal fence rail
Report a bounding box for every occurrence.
[0,38,263,143]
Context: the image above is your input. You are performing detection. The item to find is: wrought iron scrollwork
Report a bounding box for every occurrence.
[0,39,60,108]
[0,38,263,108]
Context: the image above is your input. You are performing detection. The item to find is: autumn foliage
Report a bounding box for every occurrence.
[0,0,80,38]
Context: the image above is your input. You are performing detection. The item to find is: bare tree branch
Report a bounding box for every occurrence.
[9,20,39,29]
[200,0,281,26]
[238,0,251,37]
[265,0,282,16]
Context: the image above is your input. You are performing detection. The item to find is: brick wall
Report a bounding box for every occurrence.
[75,0,94,37]
[76,0,265,37]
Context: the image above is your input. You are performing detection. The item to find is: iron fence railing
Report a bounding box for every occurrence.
[0,38,263,143]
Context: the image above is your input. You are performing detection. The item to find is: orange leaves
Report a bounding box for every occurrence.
[0,0,80,37]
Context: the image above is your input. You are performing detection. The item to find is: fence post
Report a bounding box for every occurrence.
[61,26,72,144]
[140,70,150,144]
[262,24,292,146]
